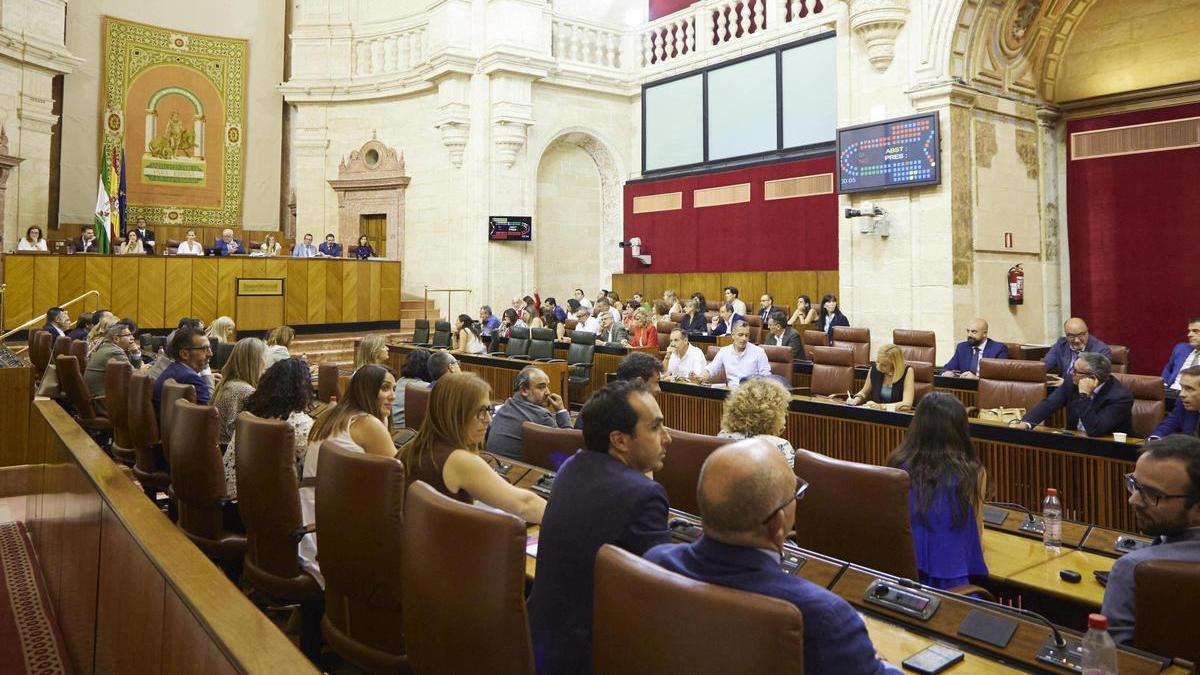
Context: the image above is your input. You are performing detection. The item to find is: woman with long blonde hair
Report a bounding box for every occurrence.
[212,337,266,446]
[850,343,916,409]
[206,316,236,344]
[399,372,545,523]
[355,334,389,370]
[264,325,295,367]
[86,314,119,359]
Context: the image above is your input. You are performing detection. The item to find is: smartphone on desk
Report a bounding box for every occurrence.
[902,643,964,674]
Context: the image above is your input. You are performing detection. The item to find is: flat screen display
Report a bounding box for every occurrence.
[837,113,941,194]
[488,216,532,241]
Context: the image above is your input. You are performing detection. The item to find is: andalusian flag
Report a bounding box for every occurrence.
[93,143,125,254]
[93,144,112,253]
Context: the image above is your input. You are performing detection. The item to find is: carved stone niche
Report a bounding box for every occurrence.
[327,136,410,260]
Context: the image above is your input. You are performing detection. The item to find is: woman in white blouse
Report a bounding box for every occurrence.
[176,228,204,255]
[117,230,146,255]
[260,234,282,257]
[17,226,48,251]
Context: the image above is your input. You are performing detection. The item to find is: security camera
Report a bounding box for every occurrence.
[633,253,652,266]
[845,206,884,219]
[846,204,890,237]
[618,237,642,249]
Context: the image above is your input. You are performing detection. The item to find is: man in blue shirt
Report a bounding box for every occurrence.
[292,233,318,257]
[153,326,214,414]
[318,233,342,257]
[644,438,897,674]
[1160,317,1200,389]
[214,228,243,256]
[1043,317,1111,378]
[478,305,501,336]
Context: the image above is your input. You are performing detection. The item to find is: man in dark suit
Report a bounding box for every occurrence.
[940,318,1009,376]
[42,306,70,338]
[1160,317,1200,389]
[644,439,896,674]
[318,233,342,257]
[765,311,802,360]
[72,225,100,253]
[756,293,783,324]
[132,218,155,254]
[1151,366,1200,438]
[528,379,672,675]
[1014,352,1132,436]
[1043,317,1112,378]
[594,311,630,346]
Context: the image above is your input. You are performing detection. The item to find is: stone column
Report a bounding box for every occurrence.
[291,104,332,238]
[0,127,26,302]
[1037,106,1065,337]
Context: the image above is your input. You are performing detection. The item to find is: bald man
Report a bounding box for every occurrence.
[1043,317,1112,378]
[644,439,897,674]
[940,318,1009,377]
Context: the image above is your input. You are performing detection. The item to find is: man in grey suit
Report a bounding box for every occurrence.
[594,311,630,346]
[766,311,803,361]
[486,365,572,460]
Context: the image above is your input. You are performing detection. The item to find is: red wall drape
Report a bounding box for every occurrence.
[1066,102,1200,375]
[622,155,838,273]
[649,0,695,20]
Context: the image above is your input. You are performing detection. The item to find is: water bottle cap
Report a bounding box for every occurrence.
[1046,488,1058,496]
[1088,613,1108,630]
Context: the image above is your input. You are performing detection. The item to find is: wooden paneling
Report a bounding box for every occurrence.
[137,257,166,328]
[326,261,344,323]
[236,296,284,331]
[766,270,818,311]
[693,183,750,208]
[306,259,327,324]
[191,258,219,322]
[285,260,309,326]
[719,272,766,308]
[56,256,88,312]
[109,258,140,322]
[3,255,34,329]
[32,255,60,324]
[164,258,193,327]
[638,273,681,304]
[0,367,34,467]
[631,191,682,213]
[817,270,840,298]
[216,258,243,319]
[94,502,166,673]
[85,256,113,316]
[341,262,359,324]
[381,262,400,323]
[610,274,642,301]
[52,464,102,675]
[368,263,382,321]
[676,272,722,301]
[161,589,238,675]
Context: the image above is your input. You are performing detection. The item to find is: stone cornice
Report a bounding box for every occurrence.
[0,28,81,74]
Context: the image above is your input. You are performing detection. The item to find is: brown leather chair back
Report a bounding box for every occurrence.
[233,413,321,600]
[127,372,168,490]
[762,345,794,381]
[655,429,732,515]
[402,481,533,675]
[792,448,918,578]
[317,362,341,403]
[910,361,934,404]
[1133,559,1200,666]
[1004,341,1024,360]
[520,421,583,471]
[893,329,935,365]
[593,545,805,675]
[30,330,53,378]
[977,358,1046,411]
[802,329,827,359]
[56,355,104,423]
[809,346,855,397]
[704,345,726,384]
[564,318,578,331]
[104,360,134,457]
[69,338,88,365]
[832,326,870,366]
[160,379,196,463]
[1113,373,1165,438]
[171,400,245,561]
[656,320,678,335]
[317,441,408,671]
[405,383,430,431]
[51,334,71,362]
[1110,344,1130,374]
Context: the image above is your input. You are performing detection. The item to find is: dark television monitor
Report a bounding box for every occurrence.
[836,113,940,194]
[488,216,532,242]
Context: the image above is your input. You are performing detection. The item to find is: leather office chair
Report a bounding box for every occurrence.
[706,301,720,312]
[567,330,596,402]
[405,383,431,431]
[977,358,1046,412]
[656,320,678,335]
[29,330,52,379]
[656,330,671,353]
[802,329,827,359]
[742,315,763,344]
[893,329,936,365]
[496,327,531,358]
[55,355,112,433]
[159,380,197,464]
[654,429,731,515]
[402,481,533,675]
[1109,344,1130,374]
[317,362,341,403]
[796,346,855,397]
[1003,341,1024,360]
[1113,373,1165,438]
[317,441,408,671]
[104,360,136,465]
[704,345,726,384]
[210,340,235,371]
[520,421,582,471]
[593,545,804,675]
[69,338,88,366]
[1133,559,1200,666]
[431,321,452,349]
[528,328,562,362]
[669,312,685,324]
[792,447,918,579]
[832,326,870,367]
[51,334,71,362]
[233,413,323,658]
[910,361,935,404]
[411,319,431,346]
[170,400,246,565]
[762,345,794,381]
[128,372,170,497]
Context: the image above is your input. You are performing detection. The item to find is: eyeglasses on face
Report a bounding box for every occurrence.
[761,476,809,525]
[476,404,495,421]
[183,343,212,352]
[1124,473,1192,507]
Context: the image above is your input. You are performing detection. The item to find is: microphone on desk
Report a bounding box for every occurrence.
[894,577,1068,648]
[986,501,1037,524]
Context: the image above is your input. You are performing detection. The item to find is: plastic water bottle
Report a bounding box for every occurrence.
[1081,613,1118,674]
[1042,488,1062,549]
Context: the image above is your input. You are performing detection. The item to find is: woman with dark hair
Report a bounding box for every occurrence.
[223,358,314,500]
[497,307,522,337]
[788,295,818,330]
[452,313,486,355]
[392,348,432,428]
[678,298,708,335]
[816,293,849,345]
[886,393,988,589]
[17,225,47,251]
[354,235,375,259]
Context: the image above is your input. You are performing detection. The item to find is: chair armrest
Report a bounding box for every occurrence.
[535,358,566,363]
[792,387,811,396]
[488,351,508,357]
[570,363,593,370]
[947,584,995,602]
[965,406,979,418]
[290,523,316,543]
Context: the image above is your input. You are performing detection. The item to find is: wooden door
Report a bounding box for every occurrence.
[359,214,386,257]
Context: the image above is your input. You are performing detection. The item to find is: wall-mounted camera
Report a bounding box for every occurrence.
[844,205,890,237]
[619,237,652,266]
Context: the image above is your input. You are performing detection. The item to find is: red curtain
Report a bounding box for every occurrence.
[622,155,838,273]
[1066,103,1200,375]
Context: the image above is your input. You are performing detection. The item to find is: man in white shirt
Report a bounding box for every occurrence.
[692,322,770,389]
[664,329,707,379]
[594,299,621,325]
[574,288,593,310]
[574,308,600,334]
[723,286,748,317]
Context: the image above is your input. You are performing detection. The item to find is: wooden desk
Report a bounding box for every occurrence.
[860,615,1022,674]
[1007,550,1112,608]
[982,529,1066,579]
[388,344,569,407]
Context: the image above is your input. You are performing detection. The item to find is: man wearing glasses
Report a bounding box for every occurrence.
[644,439,898,674]
[1011,351,1132,437]
[1042,317,1112,382]
[153,326,217,413]
[84,323,140,412]
[1101,435,1200,644]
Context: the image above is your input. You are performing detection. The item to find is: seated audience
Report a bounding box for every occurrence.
[84,323,139,411]
[117,230,147,255]
[662,289,683,315]
[176,229,204,256]
[301,364,398,586]
[788,295,818,330]
[624,310,657,349]
[211,338,266,447]
[694,323,770,389]
[649,300,671,326]
[595,311,630,346]
[723,285,748,316]
[132,219,156,253]
[318,233,341,257]
[400,372,545,519]
[574,307,600,334]
[1151,366,1200,438]
[214,229,243,256]
[887,393,988,589]
[426,350,460,383]
[392,348,431,428]
[718,377,796,466]
[153,326,215,412]
[72,225,100,253]
[451,314,486,354]
[850,344,916,409]
[146,317,205,380]
[68,313,95,341]
[606,291,624,312]
[540,310,560,336]
[495,307,521,337]
[292,233,318,257]
[1161,317,1200,389]
[1014,352,1132,436]
[206,315,236,344]
[644,438,896,674]
[709,303,742,337]
[527,308,545,330]
[757,293,783,323]
[86,314,118,358]
[542,296,568,323]
[573,288,593,310]
[664,329,707,380]
[259,234,282,257]
[223,358,313,500]
[679,297,708,335]
[486,365,572,459]
[765,311,802,360]
[941,318,1008,377]
[615,351,664,395]
[355,334,389,370]
[115,318,145,368]
[478,305,501,336]
[18,225,48,251]
[1101,434,1200,645]
[816,293,849,345]
[42,306,70,338]
[528,380,672,674]
[1043,317,1112,377]
[353,235,375,259]
[264,325,295,367]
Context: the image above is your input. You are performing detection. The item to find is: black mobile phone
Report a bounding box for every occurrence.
[903,643,965,674]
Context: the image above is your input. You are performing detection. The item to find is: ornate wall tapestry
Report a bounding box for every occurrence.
[101,17,248,226]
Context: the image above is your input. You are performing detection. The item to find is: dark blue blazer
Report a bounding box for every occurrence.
[213,238,243,256]
[819,310,850,345]
[1151,404,1200,438]
[1022,376,1132,436]
[940,339,1009,374]
[528,450,670,675]
[1042,335,1112,376]
[318,241,342,257]
[644,536,891,674]
[1161,343,1197,386]
[153,361,210,415]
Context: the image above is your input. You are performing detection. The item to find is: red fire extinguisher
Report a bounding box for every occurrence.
[1008,264,1024,305]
